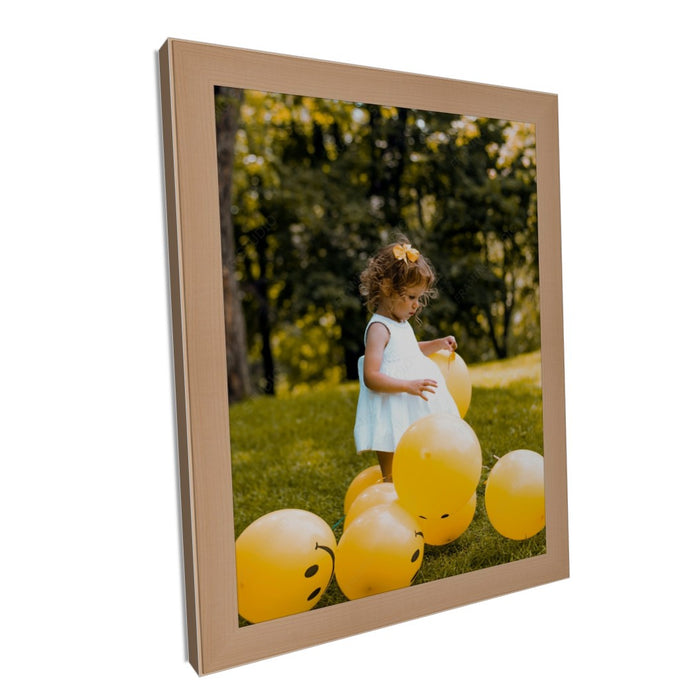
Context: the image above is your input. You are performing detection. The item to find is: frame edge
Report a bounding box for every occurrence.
[163,37,569,673]
[538,93,570,582]
[158,38,203,676]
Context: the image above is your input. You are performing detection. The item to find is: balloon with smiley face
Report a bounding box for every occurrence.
[428,349,472,417]
[485,450,545,540]
[343,464,383,514]
[417,490,477,545]
[235,509,337,623]
[335,502,424,600]
[394,413,483,519]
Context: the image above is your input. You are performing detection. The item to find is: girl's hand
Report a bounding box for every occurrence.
[440,336,457,352]
[418,336,457,357]
[404,378,438,401]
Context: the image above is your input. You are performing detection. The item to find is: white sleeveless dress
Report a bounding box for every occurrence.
[354,314,459,453]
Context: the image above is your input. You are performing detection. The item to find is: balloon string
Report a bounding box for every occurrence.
[332,515,345,532]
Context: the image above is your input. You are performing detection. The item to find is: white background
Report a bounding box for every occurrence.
[2,2,698,697]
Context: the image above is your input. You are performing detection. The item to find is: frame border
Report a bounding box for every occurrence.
[159,37,568,675]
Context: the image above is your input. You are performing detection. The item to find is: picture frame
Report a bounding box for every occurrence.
[158,37,568,675]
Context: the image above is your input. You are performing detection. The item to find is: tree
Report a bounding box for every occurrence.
[215,86,253,401]
[221,90,541,394]
[402,115,539,358]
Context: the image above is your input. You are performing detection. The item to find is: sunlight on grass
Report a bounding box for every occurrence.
[469,349,541,388]
[230,351,544,620]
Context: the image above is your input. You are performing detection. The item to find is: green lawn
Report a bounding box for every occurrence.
[230,350,545,618]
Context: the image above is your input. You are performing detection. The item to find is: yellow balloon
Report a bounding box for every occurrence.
[418,491,477,545]
[335,503,424,600]
[235,509,337,623]
[344,482,398,532]
[485,450,545,540]
[393,413,483,519]
[429,349,472,417]
[343,464,384,514]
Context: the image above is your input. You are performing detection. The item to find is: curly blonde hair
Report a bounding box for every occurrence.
[359,237,438,313]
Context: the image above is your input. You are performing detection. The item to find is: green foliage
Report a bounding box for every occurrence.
[270,308,344,393]
[223,89,541,394]
[231,351,544,620]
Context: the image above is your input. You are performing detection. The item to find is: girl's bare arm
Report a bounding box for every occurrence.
[364,323,437,400]
[418,335,457,356]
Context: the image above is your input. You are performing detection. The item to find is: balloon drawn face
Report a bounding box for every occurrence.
[409,528,425,583]
[304,542,336,603]
[235,509,337,624]
[335,502,425,600]
[393,413,482,519]
[416,491,478,546]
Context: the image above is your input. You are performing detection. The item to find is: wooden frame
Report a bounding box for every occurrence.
[159,37,568,675]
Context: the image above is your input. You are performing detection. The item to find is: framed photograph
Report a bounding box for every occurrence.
[159,38,568,675]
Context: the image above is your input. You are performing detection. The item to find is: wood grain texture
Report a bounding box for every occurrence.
[158,42,202,674]
[159,37,568,675]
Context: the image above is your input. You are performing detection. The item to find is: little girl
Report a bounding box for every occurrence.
[354,239,460,482]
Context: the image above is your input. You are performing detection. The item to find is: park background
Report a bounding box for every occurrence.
[2,2,698,699]
[219,90,546,605]
[216,91,541,399]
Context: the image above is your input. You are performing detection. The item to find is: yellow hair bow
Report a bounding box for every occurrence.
[392,242,420,263]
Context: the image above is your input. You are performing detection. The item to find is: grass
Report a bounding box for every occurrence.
[230,350,545,620]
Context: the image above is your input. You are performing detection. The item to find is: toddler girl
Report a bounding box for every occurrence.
[353,239,460,481]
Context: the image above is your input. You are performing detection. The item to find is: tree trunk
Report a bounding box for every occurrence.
[501,273,514,359]
[384,107,408,227]
[367,105,409,229]
[253,232,275,395]
[341,309,363,381]
[483,304,507,359]
[216,86,253,402]
[258,287,275,394]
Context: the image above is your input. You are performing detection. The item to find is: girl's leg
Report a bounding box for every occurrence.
[376,451,394,482]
